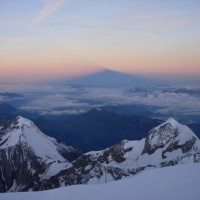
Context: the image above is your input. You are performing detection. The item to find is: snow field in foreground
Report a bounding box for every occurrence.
[1,163,200,200]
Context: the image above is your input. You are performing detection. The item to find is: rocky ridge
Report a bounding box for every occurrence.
[35,118,200,190]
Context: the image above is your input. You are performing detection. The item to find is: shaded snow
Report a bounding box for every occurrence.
[0,127,22,149]
[41,162,69,180]
[57,143,75,152]
[121,139,145,167]
[1,163,200,200]
[84,150,102,156]
[21,124,66,162]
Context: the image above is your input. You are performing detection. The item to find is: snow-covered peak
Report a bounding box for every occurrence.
[0,116,69,163]
[16,115,34,127]
[152,118,198,144]
[165,118,181,127]
[154,118,182,130]
[142,118,200,161]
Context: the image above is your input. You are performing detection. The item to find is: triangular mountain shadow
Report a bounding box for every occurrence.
[55,69,156,87]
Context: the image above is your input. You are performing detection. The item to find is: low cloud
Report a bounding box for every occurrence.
[20,94,90,115]
[0,83,199,117]
[0,84,77,93]
[40,109,87,115]
[76,87,200,116]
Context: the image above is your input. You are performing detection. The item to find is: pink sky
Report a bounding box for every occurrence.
[0,0,200,82]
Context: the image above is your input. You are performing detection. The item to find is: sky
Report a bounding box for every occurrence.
[0,0,200,82]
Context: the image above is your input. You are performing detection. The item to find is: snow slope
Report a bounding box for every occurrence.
[1,163,200,200]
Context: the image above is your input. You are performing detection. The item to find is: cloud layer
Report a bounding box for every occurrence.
[0,84,200,118]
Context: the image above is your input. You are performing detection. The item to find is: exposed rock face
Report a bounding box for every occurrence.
[35,118,200,191]
[0,143,46,192]
[0,116,78,192]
